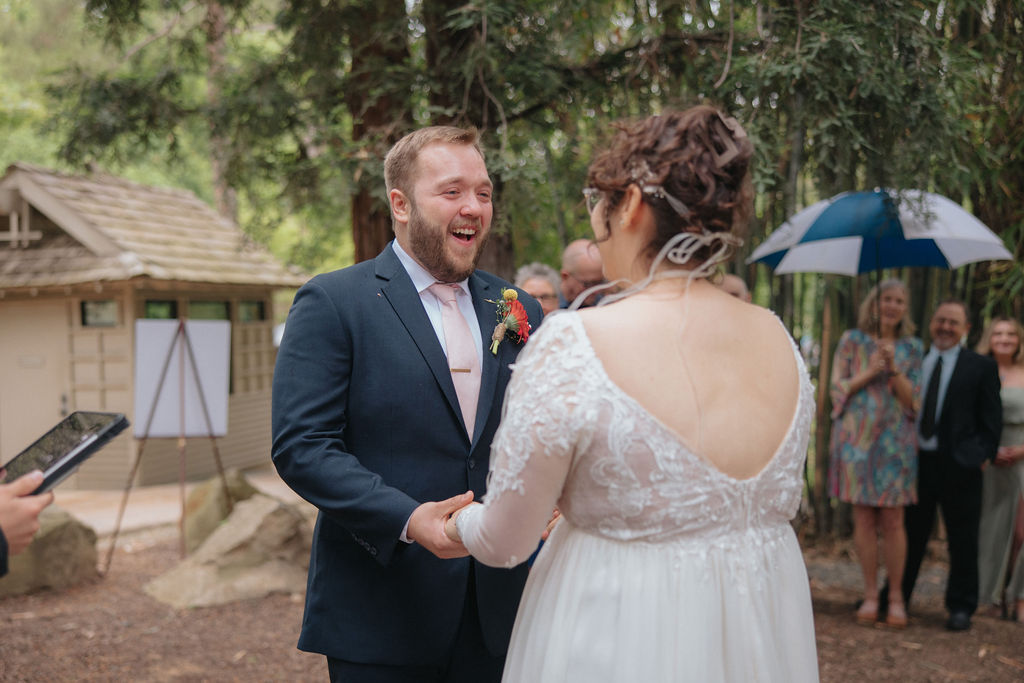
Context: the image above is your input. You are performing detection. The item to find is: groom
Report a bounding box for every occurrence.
[272,126,542,682]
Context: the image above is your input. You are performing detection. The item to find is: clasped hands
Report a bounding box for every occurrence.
[406,491,476,559]
[869,341,896,377]
[407,491,560,560]
[994,444,1024,468]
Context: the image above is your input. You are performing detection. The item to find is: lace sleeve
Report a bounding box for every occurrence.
[457,313,585,568]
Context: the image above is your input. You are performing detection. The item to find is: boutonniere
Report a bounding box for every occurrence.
[488,288,531,355]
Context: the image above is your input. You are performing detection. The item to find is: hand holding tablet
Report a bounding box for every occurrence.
[0,471,53,558]
[1,411,130,494]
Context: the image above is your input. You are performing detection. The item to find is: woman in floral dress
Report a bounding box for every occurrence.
[830,279,922,628]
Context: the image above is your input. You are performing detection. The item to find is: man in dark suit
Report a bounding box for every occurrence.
[900,299,1002,631]
[272,126,542,682]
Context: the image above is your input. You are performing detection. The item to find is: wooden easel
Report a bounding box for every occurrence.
[101,319,233,575]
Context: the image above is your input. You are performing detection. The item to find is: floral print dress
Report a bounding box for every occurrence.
[829,328,923,506]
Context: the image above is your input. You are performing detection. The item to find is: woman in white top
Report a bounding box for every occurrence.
[442,106,819,682]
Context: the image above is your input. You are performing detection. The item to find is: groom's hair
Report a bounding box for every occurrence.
[384,126,485,202]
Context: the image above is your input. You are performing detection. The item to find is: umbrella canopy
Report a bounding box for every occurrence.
[748,189,1012,275]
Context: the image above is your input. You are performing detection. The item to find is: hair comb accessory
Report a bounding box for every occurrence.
[626,158,692,218]
[628,159,659,185]
[641,184,691,218]
[716,112,748,140]
[710,112,748,168]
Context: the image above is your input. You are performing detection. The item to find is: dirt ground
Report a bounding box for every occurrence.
[806,541,1024,682]
[2,529,1023,682]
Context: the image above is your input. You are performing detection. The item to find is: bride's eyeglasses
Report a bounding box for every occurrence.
[582,187,603,215]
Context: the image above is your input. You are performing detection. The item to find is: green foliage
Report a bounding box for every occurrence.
[1,0,1017,308]
[0,0,206,196]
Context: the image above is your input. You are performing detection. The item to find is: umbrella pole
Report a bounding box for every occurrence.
[875,238,882,339]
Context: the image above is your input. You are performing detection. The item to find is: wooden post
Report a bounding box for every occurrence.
[813,276,833,536]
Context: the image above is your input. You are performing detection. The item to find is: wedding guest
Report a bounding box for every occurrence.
[718,273,751,302]
[558,238,604,308]
[272,125,542,682]
[515,262,560,316]
[0,470,53,576]
[976,316,1024,621]
[829,280,922,628]
[441,106,819,681]
[894,299,1002,632]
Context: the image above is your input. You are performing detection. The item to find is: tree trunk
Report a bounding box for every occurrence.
[777,94,805,328]
[347,1,411,263]
[204,1,237,221]
[422,0,517,277]
[543,141,568,250]
[813,277,833,536]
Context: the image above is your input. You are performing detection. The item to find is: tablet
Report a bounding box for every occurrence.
[1,411,130,494]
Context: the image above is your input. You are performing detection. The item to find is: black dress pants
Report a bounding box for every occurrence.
[327,564,505,683]
[901,449,982,615]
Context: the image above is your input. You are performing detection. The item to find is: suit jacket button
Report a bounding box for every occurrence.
[468,458,477,469]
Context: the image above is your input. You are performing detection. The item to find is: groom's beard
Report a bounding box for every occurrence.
[407,202,489,283]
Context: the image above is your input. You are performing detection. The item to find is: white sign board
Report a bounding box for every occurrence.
[133,320,231,438]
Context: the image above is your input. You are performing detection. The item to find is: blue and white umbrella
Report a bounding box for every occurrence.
[748,189,1012,275]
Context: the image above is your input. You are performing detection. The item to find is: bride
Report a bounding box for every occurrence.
[443,106,819,682]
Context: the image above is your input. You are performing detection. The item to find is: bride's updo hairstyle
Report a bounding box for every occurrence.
[586,105,754,269]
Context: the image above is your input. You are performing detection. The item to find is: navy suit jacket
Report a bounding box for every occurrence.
[271,243,541,665]
[0,528,8,576]
[931,347,1001,469]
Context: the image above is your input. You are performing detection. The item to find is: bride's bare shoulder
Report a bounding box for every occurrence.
[710,300,796,366]
[742,302,789,335]
[573,304,618,330]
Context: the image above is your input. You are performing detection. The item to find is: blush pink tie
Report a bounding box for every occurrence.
[428,283,480,440]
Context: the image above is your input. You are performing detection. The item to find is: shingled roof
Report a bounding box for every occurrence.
[0,163,307,289]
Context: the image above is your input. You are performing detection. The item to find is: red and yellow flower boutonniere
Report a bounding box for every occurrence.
[488,288,530,355]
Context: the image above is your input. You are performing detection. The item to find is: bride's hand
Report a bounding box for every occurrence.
[541,508,561,540]
[444,502,478,542]
[444,510,461,542]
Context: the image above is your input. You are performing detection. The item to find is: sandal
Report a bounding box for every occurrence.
[856,600,879,625]
[885,601,907,629]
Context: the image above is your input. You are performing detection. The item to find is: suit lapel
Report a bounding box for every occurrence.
[938,348,968,427]
[375,247,465,434]
[470,274,500,450]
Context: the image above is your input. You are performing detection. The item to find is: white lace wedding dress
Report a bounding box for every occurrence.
[457,311,819,682]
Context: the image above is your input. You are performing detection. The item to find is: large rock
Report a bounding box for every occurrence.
[0,505,97,597]
[144,493,311,608]
[183,468,259,553]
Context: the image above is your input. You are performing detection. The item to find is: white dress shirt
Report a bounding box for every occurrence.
[392,240,484,367]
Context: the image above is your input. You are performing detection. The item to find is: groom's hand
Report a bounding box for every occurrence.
[408,491,473,559]
[541,508,561,540]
